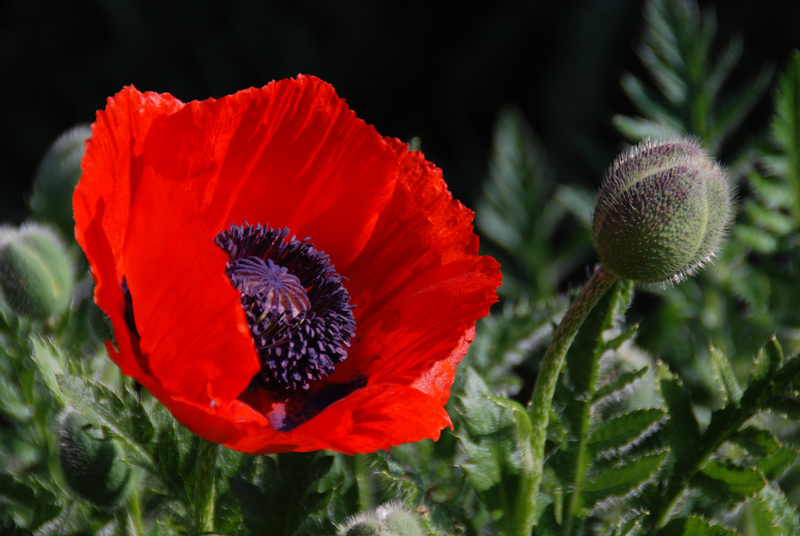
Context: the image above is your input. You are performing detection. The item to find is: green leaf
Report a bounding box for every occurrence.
[476,106,593,299]
[122,389,155,446]
[231,453,336,536]
[660,516,738,536]
[748,484,800,536]
[229,477,272,535]
[728,426,780,458]
[587,409,666,455]
[609,511,648,536]
[29,336,68,397]
[693,459,766,503]
[657,362,701,474]
[757,447,798,481]
[592,366,649,403]
[709,346,743,405]
[566,280,634,396]
[55,375,151,461]
[154,423,182,492]
[581,450,667,505]
[766,50,800,222]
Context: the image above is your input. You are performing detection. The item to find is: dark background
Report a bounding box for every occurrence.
[2,0,799,225]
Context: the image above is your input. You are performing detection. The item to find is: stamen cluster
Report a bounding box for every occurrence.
[216,224,356,391]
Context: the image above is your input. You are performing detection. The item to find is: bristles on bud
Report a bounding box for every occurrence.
[592,137,733,285]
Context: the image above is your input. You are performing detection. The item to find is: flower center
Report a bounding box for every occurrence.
[215,223,356,391]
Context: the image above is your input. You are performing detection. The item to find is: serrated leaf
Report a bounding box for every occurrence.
[693,459,766,502]
[29,337,68,397]
[592,366,649,403]
[710,346,742,405]
[581,450,667,505]
[757,447,798,481]
[609,511,648,536]
[660,516,737,536]
[587,409,666,454]
[55,375,152,464]
[658,362,701,473]
[566,280,631,395]
[749,484,800,536]
[122,389,154,446]
[458,367,506,437]
[728,426,780,458]
[154,424,181,488]
[229,477,271,535]
[487,396,532,443]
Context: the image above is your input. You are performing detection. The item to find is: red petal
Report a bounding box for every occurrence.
[226,383,451,455]
[75,86,183,276]
[140,75,399,269]
[122,170,259,404]
[75,86,183,376]
[342,142,501,401]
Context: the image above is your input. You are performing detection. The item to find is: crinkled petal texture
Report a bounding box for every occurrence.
[74,75,501,455]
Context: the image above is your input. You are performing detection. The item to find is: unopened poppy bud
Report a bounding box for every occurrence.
[383,510,423,536]
[346,521,382,536]
[342,503,424,536]
[0,225,74,318]
[29,125,92,238]
[58,410,132,507]
[592,137,733,284]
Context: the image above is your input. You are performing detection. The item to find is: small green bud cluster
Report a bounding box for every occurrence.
[0,224,74,319]
[29,125,91,238]
[343,503,424,536]
[592,137,733,285]
[58,410,133,507]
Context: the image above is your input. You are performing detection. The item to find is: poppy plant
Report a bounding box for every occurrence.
[74,75,502,455]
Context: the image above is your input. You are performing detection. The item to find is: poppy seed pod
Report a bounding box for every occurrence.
[0,224,74,318]
[592,137,733,284]
[58,410,133,507]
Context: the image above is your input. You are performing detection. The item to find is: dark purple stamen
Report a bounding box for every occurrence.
[215,223,356,391]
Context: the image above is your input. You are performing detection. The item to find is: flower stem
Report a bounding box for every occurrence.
[514,265,618,536]
[192,438,219,533]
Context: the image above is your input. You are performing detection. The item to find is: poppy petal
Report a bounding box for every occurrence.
[343,143,501,400]
[122,170,259,404]
[139,75,399,269]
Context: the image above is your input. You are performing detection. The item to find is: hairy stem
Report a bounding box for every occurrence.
[193,438,219,533]
[513,264,618,536]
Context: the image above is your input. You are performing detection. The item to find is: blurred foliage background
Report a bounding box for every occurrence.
[2,0,799,227]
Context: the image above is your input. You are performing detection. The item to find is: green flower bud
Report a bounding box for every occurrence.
[29,125,92,239]
[346,521,382,536]
[383,510,423,536]
[0,225,74,318]
[592,137,733,284]
[342,503,425,536]
[58,410,132,507]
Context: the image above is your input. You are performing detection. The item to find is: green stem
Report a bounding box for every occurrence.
[193,438,219,533]
[513,265,618,536]
[128,490,144,536]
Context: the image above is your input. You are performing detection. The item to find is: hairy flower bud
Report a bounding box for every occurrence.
[592,137,733,284]
[0,224,74,318]
[29,125,92,238]
[341,503,424,536]
[58,410,133,507]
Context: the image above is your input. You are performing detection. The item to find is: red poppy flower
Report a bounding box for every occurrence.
[74,75,501,455]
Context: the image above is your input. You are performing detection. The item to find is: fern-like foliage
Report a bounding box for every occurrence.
[613,0,773,155]
[476,107,594,300]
